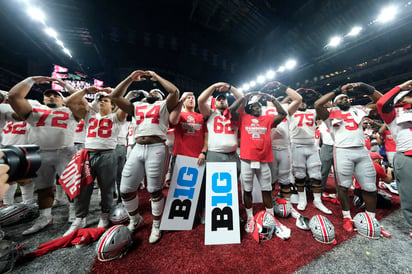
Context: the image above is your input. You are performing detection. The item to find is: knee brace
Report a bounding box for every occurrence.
[310,178,322,189]
[295,177,306,188]
[279,184,291,196]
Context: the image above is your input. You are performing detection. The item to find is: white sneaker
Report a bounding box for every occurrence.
[244,217,255,233]
[127,214,144,233]
[22,215,53,235]
[97,213,110,228]
[63,217,86,237]
[314,200,332,214]
[149,224,162,244]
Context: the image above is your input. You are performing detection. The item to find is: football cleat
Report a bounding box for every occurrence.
[313,200,332,214]
[22,215,53,235]
[149,224,162,244]
[342,217,354,233]
[245,217,255,233]
[127,214,144,233]
[63,217,86,237]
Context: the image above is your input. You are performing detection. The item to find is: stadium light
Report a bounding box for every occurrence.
[266,70,275,79]
[56,40,64,47]
[278,66,285,72]
[27,7,45,24]
[347,26,362,36]
[328,36,342,47]
[44,27,57,38]
[377,6,398,23]
[249,81,256,87]
[242,83,250,91]
[257,75,265,83]
[63,48,72,58]
[285,59,297,70]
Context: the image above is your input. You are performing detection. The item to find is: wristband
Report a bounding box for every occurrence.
[22,77,35,87]
[359,82,375,95]
[227,85,232,92]
[201,151,207,156]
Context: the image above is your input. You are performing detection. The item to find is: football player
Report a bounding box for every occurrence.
[110,70,179,244]
[315,82,383,232]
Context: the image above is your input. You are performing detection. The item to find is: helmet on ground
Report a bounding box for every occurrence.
[309,215,336,244]
[273,198,292,218]
[252,211,277,242]
[353,212,381,239]
[0,240,23,273]
[0,202,39,226]
[96,225,132,262]
[109,203,129,224]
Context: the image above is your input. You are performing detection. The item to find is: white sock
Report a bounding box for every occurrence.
[366,210,376,219]
[342,210,351,219]
[40,208,52,217]
[298,191,306,201]
[153,219,161,228]
[313,192,322,202]
[21,183,34,202]
[3,184,17,205]
[123,195,139,213]
[246,208,253,219]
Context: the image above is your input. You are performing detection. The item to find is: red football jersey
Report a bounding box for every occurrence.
[172,111,205,157]
[239,112,275,162]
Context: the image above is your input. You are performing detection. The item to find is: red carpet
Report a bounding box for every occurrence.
[91,178,400,274]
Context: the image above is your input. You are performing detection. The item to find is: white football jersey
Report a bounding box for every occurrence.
[263,104,289,148]
[84,111,124,150]
[2,121,30,146]
[318,121,334,146]
[387,121,412,152]
[132,100,169,140]
[325,106,369,148]
[26,105,77,150]
[289,109,317,144]
[127,124,136,146]
[74,120,86,144]
[117,122,129,146]
[207,109,239,153]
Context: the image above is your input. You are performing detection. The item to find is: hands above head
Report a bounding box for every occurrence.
[125,90,149,101]
[128,70,149,82]
[85,86,102,94]
[213,82,231,93]
[398,80,412,91]
[180,92,194,101]
[30,76,58,85]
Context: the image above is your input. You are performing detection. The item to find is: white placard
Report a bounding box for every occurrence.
[205,162,240,245]
[160,155,205,231]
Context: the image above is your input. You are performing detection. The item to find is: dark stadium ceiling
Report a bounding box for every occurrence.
[1,0,412,94]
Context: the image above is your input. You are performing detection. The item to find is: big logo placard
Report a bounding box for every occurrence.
[160,155,205,231]
[205,162,240,245]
